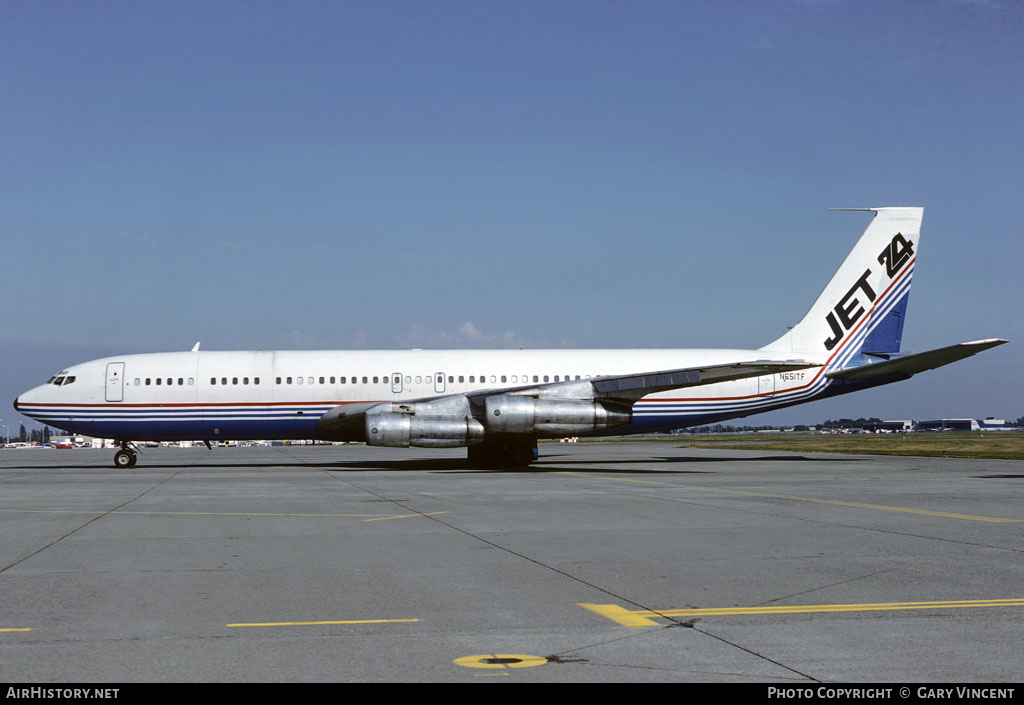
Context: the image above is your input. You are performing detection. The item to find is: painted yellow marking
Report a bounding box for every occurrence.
[580,598,1024,629]
[0,628,31,632]
[227,618,420,628]
[453,654,548,670]
[579,603,663,628]
[362,511,449,522]
[553,472,1023,524]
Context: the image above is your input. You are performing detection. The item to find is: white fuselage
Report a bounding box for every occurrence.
[15,347,833,442]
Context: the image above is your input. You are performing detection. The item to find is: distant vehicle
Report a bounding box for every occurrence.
[13,207,1007,468]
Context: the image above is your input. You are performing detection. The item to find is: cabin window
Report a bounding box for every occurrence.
[372,376,378,384]
[156,378,162,385]
[253,377,259,385]
[319,377,325,384]
[405,376,411,384]
[533,375,539,383]
[543,375,549,382]
[188,378,195,385]
[287,377,293,384]
[469,376,475,383]
[340,377,346,384]
[554,376,559,382]
[297,377,303,385]
[243,377,249,385]
[209,378,215,385]
[276,377,281,384]
[134,378,141,386]
[221,377,227,385]
[330,376,335,384]
[361,376,368,384]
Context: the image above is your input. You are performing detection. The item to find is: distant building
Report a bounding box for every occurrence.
[863,420,915,433]
[863,418,1015,433]
[917,418,1014,432]
[917,419,978,432]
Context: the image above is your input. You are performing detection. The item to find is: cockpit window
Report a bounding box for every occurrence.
[63,376,76,385]
[54,376,66,386]
[47,376,57,384]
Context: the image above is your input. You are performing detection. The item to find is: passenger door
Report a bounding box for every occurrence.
[105,362,125,402]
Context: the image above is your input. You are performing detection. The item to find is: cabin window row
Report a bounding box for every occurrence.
[275,376,385,385]
[134,377,195,386]
[268,374,592,385]
[128,374,593,388]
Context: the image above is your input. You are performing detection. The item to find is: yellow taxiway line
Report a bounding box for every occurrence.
[580,598,1024,628]
[227,618,420,628]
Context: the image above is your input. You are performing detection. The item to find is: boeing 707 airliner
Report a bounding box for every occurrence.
[14,207,1006,468]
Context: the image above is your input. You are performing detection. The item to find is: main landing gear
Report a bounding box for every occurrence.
[113,441,137,469]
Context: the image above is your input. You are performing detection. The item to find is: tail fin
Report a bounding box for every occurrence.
[761,207,923,362]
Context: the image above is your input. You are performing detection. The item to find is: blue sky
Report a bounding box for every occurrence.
[2,0,1021,428]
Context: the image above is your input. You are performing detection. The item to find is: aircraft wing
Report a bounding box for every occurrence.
[826,339,1008,382]
[318,358,820,433]
[467,359,821,403]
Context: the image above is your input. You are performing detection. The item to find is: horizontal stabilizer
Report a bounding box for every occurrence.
[825,339,1007,381]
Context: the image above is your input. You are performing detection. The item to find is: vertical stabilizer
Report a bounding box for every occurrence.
[760,207,922,361]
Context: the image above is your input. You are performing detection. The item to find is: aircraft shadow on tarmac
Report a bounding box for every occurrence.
[3,453,865,473]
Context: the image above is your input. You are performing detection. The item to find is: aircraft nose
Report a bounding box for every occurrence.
[13,397,19,412]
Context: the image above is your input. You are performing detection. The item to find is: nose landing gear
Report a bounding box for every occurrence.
[113,442,137,469]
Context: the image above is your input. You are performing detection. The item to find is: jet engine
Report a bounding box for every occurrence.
[365,412,485,448]
[483,395,631,436]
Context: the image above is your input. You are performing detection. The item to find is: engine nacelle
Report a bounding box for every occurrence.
[484,395,631,436]
[365,413,485,448]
